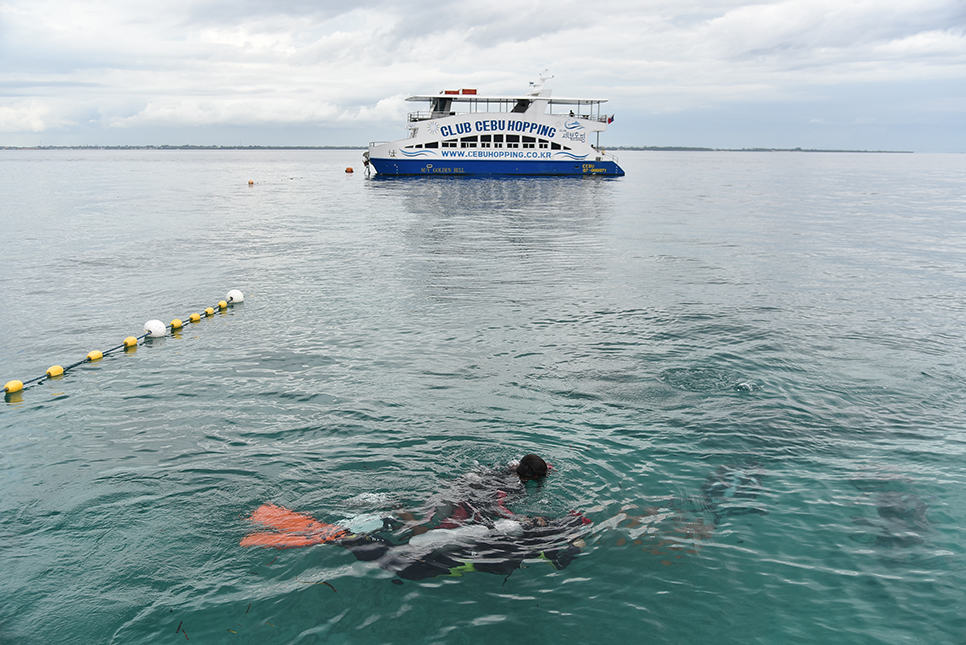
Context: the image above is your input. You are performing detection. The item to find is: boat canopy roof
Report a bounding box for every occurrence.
[406,94,608,105]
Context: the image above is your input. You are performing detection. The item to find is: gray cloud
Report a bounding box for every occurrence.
[0,0,962,149]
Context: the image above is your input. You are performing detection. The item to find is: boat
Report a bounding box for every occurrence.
[364,72,624,177]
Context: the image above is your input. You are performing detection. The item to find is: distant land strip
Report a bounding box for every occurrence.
[2,145,913,153]
[611,146,914,153]
[1,145,367,150]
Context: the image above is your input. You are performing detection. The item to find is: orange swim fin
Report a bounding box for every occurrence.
[241,503,348,549]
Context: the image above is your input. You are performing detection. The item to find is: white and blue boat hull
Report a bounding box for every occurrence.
[369,157,624,177]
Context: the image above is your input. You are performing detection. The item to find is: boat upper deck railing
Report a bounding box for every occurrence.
[407,111,612,123]
[404,93,611,123]
[406,93,608,104]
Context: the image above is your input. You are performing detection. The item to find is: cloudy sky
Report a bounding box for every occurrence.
[1,0,963,151]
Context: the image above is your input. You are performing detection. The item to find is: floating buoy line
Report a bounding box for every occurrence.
[4,289,245,400]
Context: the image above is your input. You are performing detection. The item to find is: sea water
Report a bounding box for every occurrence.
[1,149,964,644]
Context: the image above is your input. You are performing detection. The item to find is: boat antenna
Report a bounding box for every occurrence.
[528,69,553,95]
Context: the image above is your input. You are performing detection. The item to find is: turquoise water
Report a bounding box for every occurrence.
[2,149,965,644]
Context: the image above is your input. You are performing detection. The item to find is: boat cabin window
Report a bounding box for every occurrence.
[522,136,535,149]
[430,97,453,116]
[480,135,491,148]
[424,141,439,148]
[442,139,458,148]
[551,142,561,150]
[538,139,548,149]
[511,99,531,113]
[460,136,478,148]
[506,134,519,149]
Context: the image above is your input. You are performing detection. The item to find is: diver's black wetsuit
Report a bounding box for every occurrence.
[335,465,590,580]
[338,513,587,580]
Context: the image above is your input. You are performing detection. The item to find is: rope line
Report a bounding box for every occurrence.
[4,290,244,398]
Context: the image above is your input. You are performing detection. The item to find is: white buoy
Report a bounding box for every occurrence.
[144,319,167,337]
[227,289,244,304]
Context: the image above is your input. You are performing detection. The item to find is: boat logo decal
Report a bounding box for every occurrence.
[565,120,584,130]
[561,130,586,143]
[400,149,435,158]
[426,120,440,135]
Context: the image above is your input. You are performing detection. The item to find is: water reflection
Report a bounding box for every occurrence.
[365,176,618,304]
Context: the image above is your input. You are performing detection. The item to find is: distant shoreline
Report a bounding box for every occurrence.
[1,145,914,153]
[612,146,914,153]
[0,145,367,151]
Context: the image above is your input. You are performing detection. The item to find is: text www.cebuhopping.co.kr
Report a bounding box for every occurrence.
[440,150,553,159]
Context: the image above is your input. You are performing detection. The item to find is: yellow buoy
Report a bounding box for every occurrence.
[87,350,104,361]
[171,319,183,330]
[189,313,201,323]
[218,300,228,310]
[46,365,64,378]
[123,336,138,348]
[4,380,24,393]
[205,307,214,316]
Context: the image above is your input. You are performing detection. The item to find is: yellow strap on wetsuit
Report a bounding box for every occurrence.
[446,562,477,577]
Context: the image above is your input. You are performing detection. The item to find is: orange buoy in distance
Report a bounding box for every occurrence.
[248,180,254,185]
[345,167,353,173]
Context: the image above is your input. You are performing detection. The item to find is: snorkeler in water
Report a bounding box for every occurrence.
[241,454,592,580]
[405,454,552,530]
